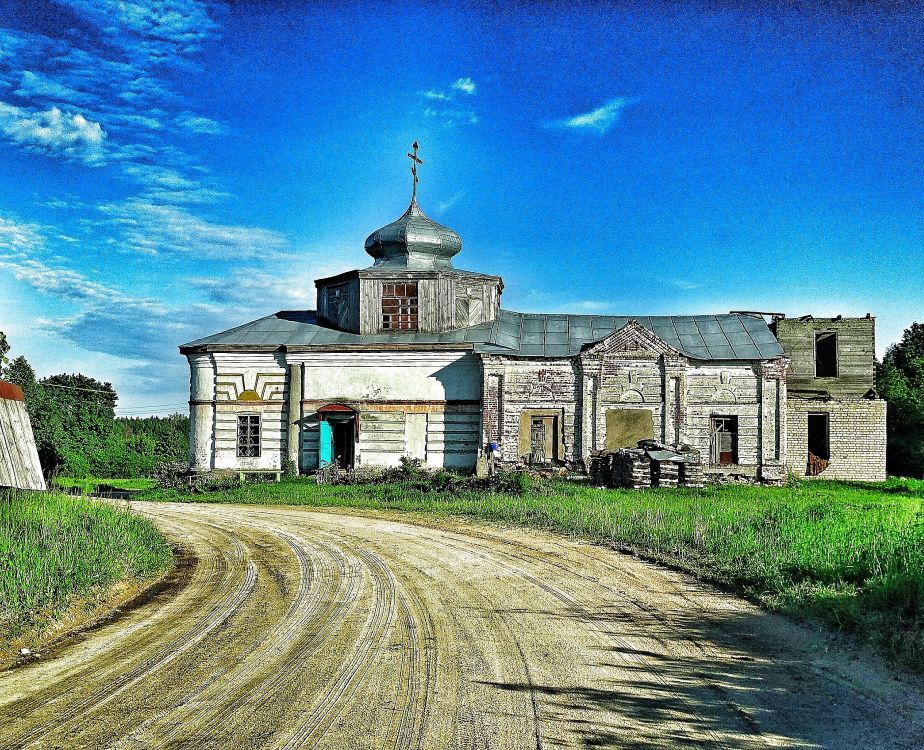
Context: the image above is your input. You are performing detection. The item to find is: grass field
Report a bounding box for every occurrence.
[139,475,924,671]
[0,491,172,648]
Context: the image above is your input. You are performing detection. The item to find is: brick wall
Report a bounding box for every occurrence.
[786,398,886,481]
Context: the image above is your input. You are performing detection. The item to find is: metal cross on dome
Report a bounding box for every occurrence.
[407,141,423,201]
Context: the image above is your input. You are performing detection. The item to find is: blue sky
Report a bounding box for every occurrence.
[0,1,921,415]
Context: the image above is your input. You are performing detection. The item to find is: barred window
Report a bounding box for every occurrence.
[381,282,418,330]
[237,415,260,458]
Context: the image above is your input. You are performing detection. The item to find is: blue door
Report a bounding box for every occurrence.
[319,420,332,467]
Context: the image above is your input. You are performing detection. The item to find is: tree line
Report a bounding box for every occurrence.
[878,322,924,478]
[0,332,188,479]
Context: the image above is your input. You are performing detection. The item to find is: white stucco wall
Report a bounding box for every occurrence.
[290,351,482,402]
[289,350,482,470]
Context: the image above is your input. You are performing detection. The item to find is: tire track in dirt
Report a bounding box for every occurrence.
[429,532,739,747]
[1,503,922,750]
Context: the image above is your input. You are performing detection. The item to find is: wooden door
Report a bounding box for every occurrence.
[319,420,332,467]
[530,418,546,464]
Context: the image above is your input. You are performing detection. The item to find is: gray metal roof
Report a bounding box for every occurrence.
[477,310,783,360]
[181,309,783,361]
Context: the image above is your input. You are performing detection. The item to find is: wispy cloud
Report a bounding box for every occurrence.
[0,214,223,364]
[0,103,107,164]
[435,191,465,215]
[420,76,479,127]
[15,70,90,105]
[422,89,451,101]
[176,112,225,135]
[669,278,702,291]
[548,96,637,134]
[96,198,290,259]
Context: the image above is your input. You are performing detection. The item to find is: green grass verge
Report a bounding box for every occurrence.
[140,475,924,671]
[0,491,173,644]
[54,477,157,494]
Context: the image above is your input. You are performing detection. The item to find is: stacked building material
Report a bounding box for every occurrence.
[649,453,680,488]
[678,454,705,488]
[611,449,651,489]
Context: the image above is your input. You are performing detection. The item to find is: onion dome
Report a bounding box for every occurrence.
[364,197,462,269]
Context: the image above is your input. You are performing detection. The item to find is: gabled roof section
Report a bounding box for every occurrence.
[581,320,682,358]
[180,309,783,361]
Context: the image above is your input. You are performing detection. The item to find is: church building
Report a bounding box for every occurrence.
[181,145,887,483]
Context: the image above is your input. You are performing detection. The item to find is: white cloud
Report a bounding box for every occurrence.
[54,0,221,66]
[422,89,451,101]
[0,103,107,164]
[452,77,476,95]
[0,217,219,364]
[190,270,314,310]
[176,112,225,135]
[423,107,478,126]
[549,96,637,134]
[0,216,45,254]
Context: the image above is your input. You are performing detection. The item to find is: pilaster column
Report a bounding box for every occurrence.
[188,353,216,472]
[287,362,303,472]
[662,356,687,444]
[759,356,790,482]
[580,365,599,464]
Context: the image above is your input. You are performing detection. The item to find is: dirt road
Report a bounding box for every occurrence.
[1,502,922,749]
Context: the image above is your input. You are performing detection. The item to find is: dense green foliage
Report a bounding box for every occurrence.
[140,476,924,671]
[0,491,172,641]
[878,322,924,478]
[1,333,188,478]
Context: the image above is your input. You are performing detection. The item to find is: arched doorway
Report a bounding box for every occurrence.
[317,404,358,468]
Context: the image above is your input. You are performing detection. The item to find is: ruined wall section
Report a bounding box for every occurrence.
[775,316,875,397]
[777,316,886,481]
[480,356,579,463]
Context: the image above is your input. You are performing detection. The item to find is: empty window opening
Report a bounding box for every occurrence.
[710,416,738,466]
[815,332,838,377]
[237,415,260,458]
[382,282,419,330]
[807,413,830,475]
